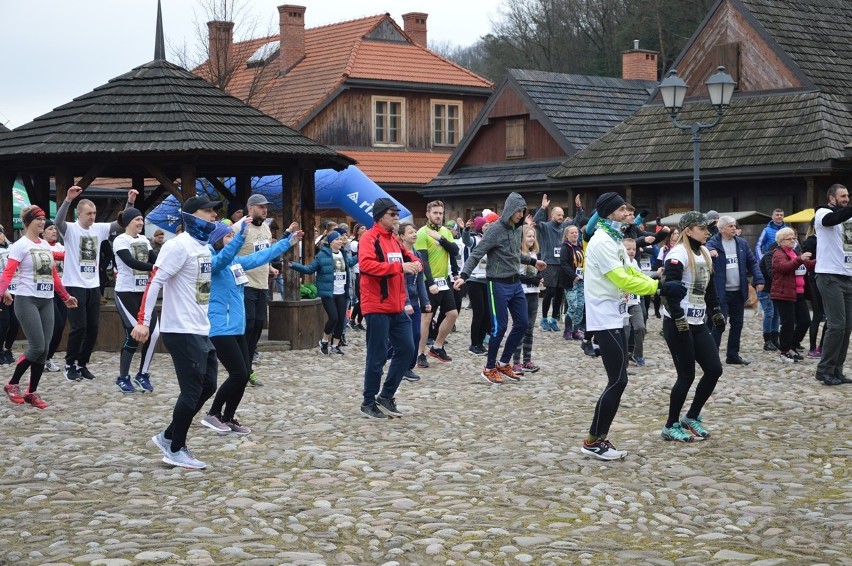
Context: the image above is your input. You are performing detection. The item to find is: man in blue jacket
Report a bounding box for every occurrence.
[706,215,764,365]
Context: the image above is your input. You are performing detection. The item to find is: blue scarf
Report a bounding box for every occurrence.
[181,212,217,244]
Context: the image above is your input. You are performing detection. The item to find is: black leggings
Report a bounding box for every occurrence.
[588,327,628,438]
[808,282,826,350]
[541,286,564,319]
[209,334,250,421]
[662,317,723,427]
[322,294,348,339]
[349,274,363,324]
[467,281,491,347]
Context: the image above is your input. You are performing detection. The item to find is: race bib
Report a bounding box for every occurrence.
[553,247,561,258]
[524,284,539,293]
[794,264,806,276]
[134,276,149,291]
[387,252,403,264]
[844,253,852,269]
[628,293,640,306]
[435,278,449,291]
[726,256,738,271]
[618,299,628,315]
[196,256,212,305]
[639,259,652,274]
[253,240,270,252]
[575,267,583,279]
[334,272,346,282]
[230,264,249,286]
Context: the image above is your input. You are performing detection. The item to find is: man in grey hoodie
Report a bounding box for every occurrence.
[455,193,546,383]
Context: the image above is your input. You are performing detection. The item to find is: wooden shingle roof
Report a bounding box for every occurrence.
[549,0,852,185]
[508,69,656,152]
[0,59,352,176]
[738,0,852,95]
[425,69,655,195]
[549,92,852,184]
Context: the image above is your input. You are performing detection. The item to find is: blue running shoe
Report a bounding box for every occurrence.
[134,373,154,392]
[116,375,137,393]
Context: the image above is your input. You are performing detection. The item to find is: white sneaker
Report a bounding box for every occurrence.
[151,432,171,458]
[45,359,61,372]
[200,413,231,433]
[162,447,206,469]
[581,438,628,460]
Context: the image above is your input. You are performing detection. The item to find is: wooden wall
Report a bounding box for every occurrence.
[303,91,486,150]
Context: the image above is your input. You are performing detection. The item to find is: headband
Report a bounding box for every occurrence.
[23,206,46,227]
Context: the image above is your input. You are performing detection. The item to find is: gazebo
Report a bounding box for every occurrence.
[0,3,354,349]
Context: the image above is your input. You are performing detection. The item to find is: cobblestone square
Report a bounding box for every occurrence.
[1,310,850,565]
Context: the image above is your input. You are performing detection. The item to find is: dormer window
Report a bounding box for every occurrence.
[373,96,405,147]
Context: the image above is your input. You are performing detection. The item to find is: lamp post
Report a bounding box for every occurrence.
[658,66,736,211]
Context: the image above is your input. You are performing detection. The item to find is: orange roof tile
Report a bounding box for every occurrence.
[341,150,450,184]
[204,13,491,128]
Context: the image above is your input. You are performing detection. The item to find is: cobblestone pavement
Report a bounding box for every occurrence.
[1,309,850,565]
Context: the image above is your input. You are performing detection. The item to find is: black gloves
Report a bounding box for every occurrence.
[712,308,726,333]
[675,317,689,332]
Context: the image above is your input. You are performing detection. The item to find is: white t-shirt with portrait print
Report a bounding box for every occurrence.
[0,247,20,294]
[332,250,347,295]
[60,221,112,289]
[152,233,212,334]
[7,237,57,299]
[113,233,153,293]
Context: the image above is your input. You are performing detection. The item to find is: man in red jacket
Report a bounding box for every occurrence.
[358,198,422,419]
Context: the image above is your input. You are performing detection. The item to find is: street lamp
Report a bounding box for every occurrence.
[659,66,736,211]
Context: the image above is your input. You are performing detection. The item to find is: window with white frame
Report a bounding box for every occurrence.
[432,100,462,146]
[373,96,405,146]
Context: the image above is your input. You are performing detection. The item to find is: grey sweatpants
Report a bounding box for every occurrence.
[15,295,54,364]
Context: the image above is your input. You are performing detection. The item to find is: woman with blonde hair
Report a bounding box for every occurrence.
[771,227,814,363]
[560,224,585,340]
[659,212,725,442]
[512,226,543,374]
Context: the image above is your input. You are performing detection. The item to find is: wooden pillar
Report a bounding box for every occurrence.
[132,175,146,212]
[624,184,633,207]
[55,166,74,222]
[0,169,14,232]
[235,175,251,208]
[805,176,815,209]
[32,172,51,213]
[181,164,197,201]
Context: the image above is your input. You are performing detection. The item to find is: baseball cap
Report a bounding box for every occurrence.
[182,195,222,214]
[679,211,709,230]
[247,194,271,207]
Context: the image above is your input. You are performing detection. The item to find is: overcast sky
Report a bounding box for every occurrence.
[0,0,505,129]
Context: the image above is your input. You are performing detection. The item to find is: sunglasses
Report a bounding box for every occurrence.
[385,211,399,217]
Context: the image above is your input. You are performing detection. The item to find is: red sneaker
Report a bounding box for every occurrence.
[24,391,48,409]
[4,382,24,405]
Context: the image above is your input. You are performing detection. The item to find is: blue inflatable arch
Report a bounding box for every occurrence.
[145,166,412,233]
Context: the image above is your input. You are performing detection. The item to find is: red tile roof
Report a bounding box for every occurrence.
[205,13,491,128]
[341,150,451,184]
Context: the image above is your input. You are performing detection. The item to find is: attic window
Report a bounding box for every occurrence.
[246,40,280,68]
[506,117,526,159]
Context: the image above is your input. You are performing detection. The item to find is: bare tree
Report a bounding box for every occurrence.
[169,0,278,107]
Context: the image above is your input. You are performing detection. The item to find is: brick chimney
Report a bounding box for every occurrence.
[402,12,428,46]
[622,39,659,81]
[278,5,306,73]
[207,21,234,77]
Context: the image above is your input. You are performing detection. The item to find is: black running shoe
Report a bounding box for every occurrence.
[416,354,429,368]
[360,402,388,419]
[376,395,403,417]
[77,366,96,380]
[429,346,452,362]
[402,369,421,382]
[64,365,82,381]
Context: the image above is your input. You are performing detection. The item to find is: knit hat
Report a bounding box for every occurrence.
[209,222,234,246]
[473,216,487,232]
[326,231,341,244]
[679,211,708,230]
[43,219,55,230]
[706,210,720,222]
[335,225,349,235]
[122,207,143,227]
[595,192,625,219]
[372,197,400,221]
[484,212,499,224]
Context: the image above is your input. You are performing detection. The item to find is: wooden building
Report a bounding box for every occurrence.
[548,0,852,224]
[196,5,493,223]
[424,63,658,218]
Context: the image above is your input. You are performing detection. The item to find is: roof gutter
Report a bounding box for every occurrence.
[343,78,492,97]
